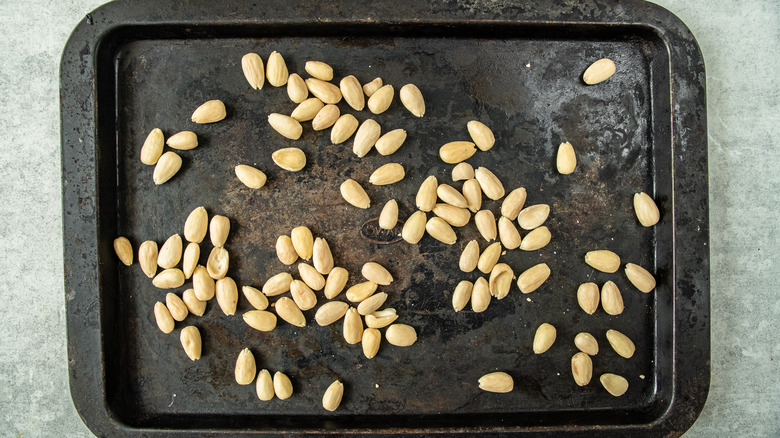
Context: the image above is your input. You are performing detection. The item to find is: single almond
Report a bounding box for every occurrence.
[324,267,349,299]
[166,292,188,322]
[533,323,556,354]
[291,97,325,122]
[501,188,527,220]
[633,192,660,227]
[606,329,635,358]
[291,226,314,260]
[312,104,340,131]
[306,78,342,104]
[353,119,381,157]
[399,83,425,117]
[489,263,514,299]
[152,268,185,289]
[439,141,476,164]
[379,199,399,230]
[601,281,624,315]
[343,307,363,344]
[273,372,293,399]
[471,277,491,312]
[191,100,226,124]
[184,206,208,243]
[158,234,183,269]
[478,372,513,393]
[402,210,427,244]
[369,163,405,185]
[276,235,298,265]
[330,114,359,144]
[365,308,398,328]
[474,167,505,200]
[600,373,628,396]
[426,217,457,244]
[585,250,621,273]
[315,301,349,326]
[192,265,215,300]
[266,51,288,87]
[140,128,164,165]
[362,328,381,359]
[437,184,468,208]
[519,226,551,251]
[557,141,576,174]
[362,262,393,285]
[166,131,198,150]
[243,310,277,331]
[625,263,656,293]
[357,292,387,316]
[312,238,334,275]
[474,210,497,242]
[415,175,438,212]
[216,277,238,315]
[322,380,344,411]
[575,332,599,356]
[452,280,473,312]
[467,121,495,151]
[462,179,483,213]
[138,240,158,278]
[340,75,365,111]
[262,272,293,297]
[432,203,470,227]
[298,263,325,291]
[459,240,480,272]
[268,114,303,140]
[452,162,474,181]
[182,289,206,316]
[517,263,550,293]
[571,352,593,386]
[577,282,600,314]
[346,281,378,302]
[242,285,269,310]
[241,53,264,90]
[275,297,306,327]
[340,179,371,209]
[517,204,550,230]
[152,151,182,185]
[375,129,407,155]
[583,58,616,85]
[182,242,198,279]
[154,301,175,333]
[180,326,201,360]
[286,73,308,103]
[206,246,229,279]
[367,84,394,114]
[235,348,256,385]
[498,217,522,250]
[290,279,318,311]
[305,60,333,81]
[477,242,502,274]
[272,147,306,171]
[362,77,383,96]
[210,215,230,247]
[256,369,274,401]
[385,324,417,347]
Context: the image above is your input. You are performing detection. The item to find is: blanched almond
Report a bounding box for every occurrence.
[467,121,495,151]
[425,217,457,244]
[478,372,513,393]
[312,238,334,275]
[192,265,215,300]
[362,77,383,96]
[305,61,333,81]
[501,188,527,220]
[600,373,628,396]
[343,307,363,344]
[606,329,635,358]
[152,151,181,185]
[312,104,340,131]
[379,200,399,230]
[357,292,387,315]
[306,78,342,104]
[439,141,476,164]
[140,128,164,165]
[206,246,229,279]
[517,204,550,230]
[375,129,407,156]
[462,179,483,213]
[216,277,238,315]
[362,262,393,285]
[340,75,365,111]
[138,240,158,278]
[452,280,473,312]
[191,100,226,124]
[474,167,505,200]
[583,58,616,85]
[489,263,514,299]
[625,263,656,293]
[243,310,277,331]
[184,206,208,243]
[477,242,502,274]
[241,53,264,90]
[415,175,438,212]
[158,234,182,269]
[266,51,288,87]
[263,272,293,297]
[166,292,188,321]
[182,243,199,279]
[340,179,371,209]
[399,84,425,117]
[315,301,349,326]
[291,97,324,122]
[471,277,490,312]
[268,114,303,140]
[633,192,660,227]
[367,84,393,114]
[210,215,230,247]
[235,348,256,385]
[574,332,599,356]
[474,210,497,242]
[365,308,397,328]
[459,240,480,273]
[322,380,344,411]
[346,281,377,302]
[291,226,314,260]
[497,217,522,250]
[275,297,305,327]
[324,267,348,299]
[385,324,416,347]
[369,163,405,185]
[330,114,359,144]
[256,369,274,401]
[272,147,306,171]
[452,162,474,181]
[585,250,621,273]
[437,184,468,208]
[556,141,576,174]
[276,235,298,265]
[362,328,381,359]
[182,289,206,316]
[402,211,427,244]
[519,226,551,251]
[180,326,201,360]
[601,281,624,315]
[153,268,185,289]
[154,301,175,333]
[290,279,318,311]
[577,282,600,314]
[517,263,550,293]
[166,131,198,150]
[273,372,293,399]
[571,352,593,386]
[353,119,381,158]
[242,285,269,310]
[533,323,556,354]
[298,263,325,291]
[286,73,308,103]
[432,203,470,227]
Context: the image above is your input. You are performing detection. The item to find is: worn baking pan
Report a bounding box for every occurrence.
[61,0,709,435]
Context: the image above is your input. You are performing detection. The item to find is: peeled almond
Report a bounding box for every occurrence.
[138,240,157,277]
[340,75,365,111]
[242,286,269,310]
[379,200,399,230]
[470,277,490,312]
[556,141,576,174]
[432,204,470,227]
[474,210,497,242]
[343,307,363,344]
[290,279,318,311]
[275,297,305,327]
[478,372,513,393]
[517,263,550,293]
[585,250,621,273]
[574,332,599,356]
[154,301,174,333]
[361,328,381,359]
[192,265,215,300]
[268,114,302,140]
[191,100,226,124]
[571,352,593,386]
[266,51,288,87]
[273,372,294,399]
[330,114,359,144]
[305,61,333,81]
[353,119,381,157]
[362,262,393,285]
[452,162,474,181]
[235,348,256,385]
[166,131,198,150]
[315,301,349,326]
[517,204,550,230]
[415,175,438,212]
[375,129,407,155]
[462,179,483,213]
[140,128,164,165]
[459,240,480,272]
[152,151,182,185]
[583,58,616,85]
[401,211,427,244]
[437,184,468,208]
[606,329,635,358]
[306,78,342,104]
[439,141,476,164]
[180,326,201,360]
[367,84,394,114]
[242,53,264,90]
[322,380,344,411]
[474,167,505,200]
[577,282,600,314]
[209,215,230,247]
[286,73,308,103]
[633,192,660,227]
[467,121,495,151]
[216,277,238,315]
[533,323,556,354]
[600,373,628,396]
[497,217,522,250]
[425,217,457,244]
[182,289,206,316]
[184,206,208,243]
[519,226,551,251]
[235,165,267,189]
[298,263,325,291]
[488,263,514,299]
[369,163,405,185]
[262,272,293,297]
[243,310,277,331]
[477,242,502,274]
[206,246,229,279]
[276,235,298,265]
[365,308,397,328]
[340,179,371,209]
[291,97,324,122]
[362,77,383,96]
[312,237,334,275]
[501,188,527,220]
[385,324,417,347]
[452,280,473,312]
[625,263,656,293]
[153,269,185,289]
[323,267,348,299]
[601,281,624,315]
[291,226,314,260]
[312,104,340,131]
[272,147,306,171]
[399,84,425,117]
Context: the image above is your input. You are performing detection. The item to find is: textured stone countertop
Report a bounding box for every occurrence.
[0,0,777,436]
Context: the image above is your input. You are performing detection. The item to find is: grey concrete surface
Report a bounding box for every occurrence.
[0,0,777,436]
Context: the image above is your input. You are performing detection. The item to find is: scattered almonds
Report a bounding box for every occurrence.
[479,372,513,393]
[138,240,158,277]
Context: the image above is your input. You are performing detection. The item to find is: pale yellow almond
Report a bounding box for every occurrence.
[367,84,394,114]
[273,372,293,400]
[305,60,333,81]
[633,192,660,227]
[192,265,215,300]
[241,52,264,90]
[140,128,164,165]
[291,226,314,260]
[385,323,417,347]
[459,240,480,272]
[272,147,306,171]
[477,242,502,274]
[182,242,199,279]
[365,308,397,328]
[601,281,624,315]
[206,246,229,279]
[501,188,527,220]
[432,203,470,227]
[606,329,635,358]
[242,286,269,310]
[452,280,473,312]
[191,99,226,124]
[152,151,182,185]
[362,77,383,96]
[467,121,496,151]
[517,204,550,230]
[379,199,399,230]
[323,267,348,299]
[462,179,483,213]
[340,179,371,209]
[369,163,405,185]
[625,263,656,293]
[138,240,158,278]
[375,129,407,155]
[152,268,185,289]
[275,297,305,327]
[166,292,188,321]
[312,238,334,275]
[517,263,550,293]
[330,114,359,144]
[357,292,387,316]
[312,104,340,131]
[574,332,599,356]
[577,282,600,314]
[557,141,576,174]
[166,131,198,150]
[290,279,318,311]
[182,289,206,316]
[583,58,616,85]
[451,162,474,181]
[340,75,365,111]
[235,348,256,385]
[266,51,288,87]
[315,301,349,326]
[437,184,468,208]
[306,78,342,104]
[154,301,175,333]
[276,235,298,265]
[216,277,238,315]
[158,234,182,269]
[478,372,513,393]
[572,352,593,386]
[346,281,378,302]
[362,262,393,285]
[184,206,208,243]
[489,263,514,299]
[474,210,497,242]
[600,373,628,396]
[426,217,457,244]
[439,141,476,164]
[415,175,438,212]
[180,326,201,360]
[519,226,551,251]
[362,328,381,359]
[268,114,303,140]
[243,310,277,331]
[498,217,522,250]
[209,215,230,247]
[353,119,381,157]
[585,250,621,273]
[322,380,344,411]
[343,307,363,344]
[399,83,425,117]
[286,73,308,103]
[298,263,325,291]
[474,167,505,200]
[235,165,267,188]
[471,277,491,312]
[291,97,324,122]
[402,210,427,244]
[533,323,556,354]
[263,272,293,297]
[256,369,274,401]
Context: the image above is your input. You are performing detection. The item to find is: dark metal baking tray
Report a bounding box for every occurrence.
[61,0,709,435]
